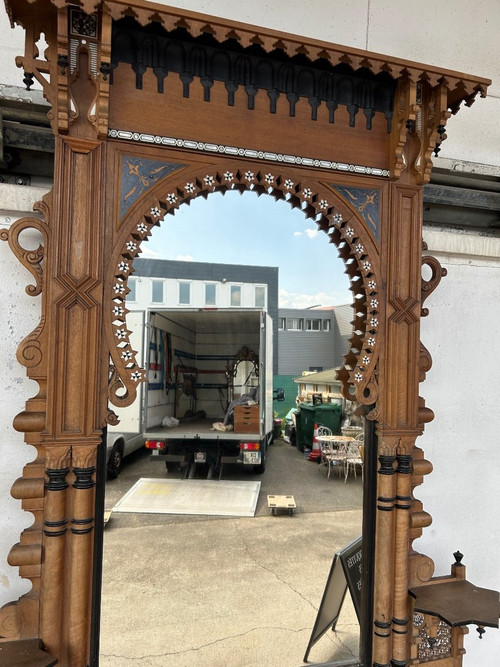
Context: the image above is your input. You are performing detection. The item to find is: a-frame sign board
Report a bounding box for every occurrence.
[304,536,362,663]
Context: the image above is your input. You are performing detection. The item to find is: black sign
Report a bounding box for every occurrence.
[339,535,362,620]
[303,536,362,663]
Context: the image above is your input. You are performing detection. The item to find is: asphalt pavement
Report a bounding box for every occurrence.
[99,439,363,666]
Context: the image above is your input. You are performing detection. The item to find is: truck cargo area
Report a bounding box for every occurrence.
[112,307,278,479]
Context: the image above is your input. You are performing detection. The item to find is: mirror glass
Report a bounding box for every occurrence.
[101,190,364,665]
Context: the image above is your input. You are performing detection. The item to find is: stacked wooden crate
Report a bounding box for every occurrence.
[233,405,260,433]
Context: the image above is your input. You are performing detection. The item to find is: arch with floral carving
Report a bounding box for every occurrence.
[105,161,383,417]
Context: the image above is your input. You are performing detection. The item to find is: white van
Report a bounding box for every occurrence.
[106,431,144,479]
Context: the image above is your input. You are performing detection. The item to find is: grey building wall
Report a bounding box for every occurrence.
[133,258,279,373]
[277,308,337,376]
[331,303,352,367]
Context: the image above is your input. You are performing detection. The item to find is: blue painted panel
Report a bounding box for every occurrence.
[330,185,380,243]
[120,156,185,219]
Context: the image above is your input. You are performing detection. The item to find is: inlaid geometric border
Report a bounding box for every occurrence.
[109,128,391,178]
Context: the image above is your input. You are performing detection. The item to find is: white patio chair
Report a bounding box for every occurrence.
[323,439,349,480]
[344,441,364,483]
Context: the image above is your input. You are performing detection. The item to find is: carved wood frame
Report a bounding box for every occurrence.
[0,1,490,665]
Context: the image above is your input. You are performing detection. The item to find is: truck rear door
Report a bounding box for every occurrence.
[261,310,273,438]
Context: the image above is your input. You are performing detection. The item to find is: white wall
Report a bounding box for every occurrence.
[0,186,48,606]
[420,228,500,662]
[1,2,499,662]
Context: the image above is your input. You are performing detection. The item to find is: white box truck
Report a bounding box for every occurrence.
[108,308,282,479]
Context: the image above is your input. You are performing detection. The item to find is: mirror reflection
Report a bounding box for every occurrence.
[100,190,364,666]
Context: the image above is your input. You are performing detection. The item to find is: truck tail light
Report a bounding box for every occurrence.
[240,442,260,451]
[145,440,166,450]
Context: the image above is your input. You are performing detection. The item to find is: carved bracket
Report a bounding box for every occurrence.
[15,6,111,140]
[390,77,452,184]
[421,244,447,317]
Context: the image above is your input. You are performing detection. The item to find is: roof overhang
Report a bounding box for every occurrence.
[4,0,491,113]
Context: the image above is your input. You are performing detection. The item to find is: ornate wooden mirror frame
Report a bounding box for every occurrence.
[0,1,490,665]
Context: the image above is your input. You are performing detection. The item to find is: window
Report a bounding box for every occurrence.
[322,319,331,332]
[254,285,266,308]
[230,285,241,307]
[287,318,303,331]
[305,318,321,331]
[205,283,216,306]
[278,317,286,330]
[179,282,190,304]
[127,278,137,302]
[152,280,163,303]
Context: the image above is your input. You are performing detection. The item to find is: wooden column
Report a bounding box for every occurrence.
[0,5,111,662]
[373,177,424,666]
[36,134,106,665]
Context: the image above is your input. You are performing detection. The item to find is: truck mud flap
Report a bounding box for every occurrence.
[219,455,240,481]
[157,453,189,477]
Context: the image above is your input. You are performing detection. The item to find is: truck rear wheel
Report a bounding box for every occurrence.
[107,441,124,479]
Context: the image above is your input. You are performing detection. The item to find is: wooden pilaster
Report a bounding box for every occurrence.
[373,176,424,666]
[36,132,106,664]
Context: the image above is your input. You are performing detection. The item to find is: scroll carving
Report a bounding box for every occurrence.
[0,602,22,638]
[421,248,447,316]
[0,216,49,297]
[0,210,50,381]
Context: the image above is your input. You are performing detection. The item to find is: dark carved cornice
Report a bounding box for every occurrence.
[110,16,396,132]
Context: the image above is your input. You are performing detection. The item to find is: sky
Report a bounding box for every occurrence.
[139,190,352,309]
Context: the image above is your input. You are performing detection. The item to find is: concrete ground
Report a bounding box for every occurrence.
[99,440,363,666]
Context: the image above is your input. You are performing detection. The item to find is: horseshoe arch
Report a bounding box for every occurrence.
[106,163,383,413]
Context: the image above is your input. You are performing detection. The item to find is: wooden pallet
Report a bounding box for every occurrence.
[267,494,296,516]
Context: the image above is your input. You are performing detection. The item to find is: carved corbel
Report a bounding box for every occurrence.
[415,80,451,184]
[390,75,452,185]
[389,74,419,180]
[14,13,57,111]
[15,5,111,140]
[62,7,112,140]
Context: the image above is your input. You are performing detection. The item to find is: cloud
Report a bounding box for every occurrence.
[175,254,194,261]
[279,288,351,309]
[138,246,165,259]
[293,228,318,239]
